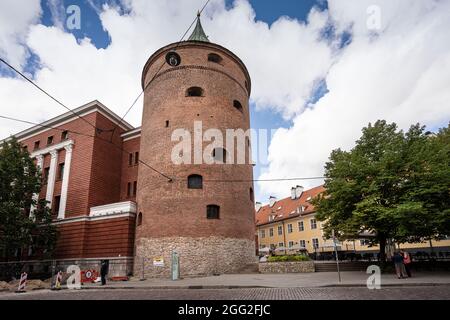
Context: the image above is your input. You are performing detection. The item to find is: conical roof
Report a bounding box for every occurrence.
[188,12,210,42]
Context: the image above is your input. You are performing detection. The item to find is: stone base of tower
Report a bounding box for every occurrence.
[134,237,258,278]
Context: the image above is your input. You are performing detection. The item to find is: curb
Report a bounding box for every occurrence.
[320,283,450,288]
[80,285,267,290]
[72,282,450,290]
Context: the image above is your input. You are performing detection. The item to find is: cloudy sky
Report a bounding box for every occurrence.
[1,0,449,203]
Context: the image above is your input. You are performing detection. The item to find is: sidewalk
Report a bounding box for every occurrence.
[81,272,450,290]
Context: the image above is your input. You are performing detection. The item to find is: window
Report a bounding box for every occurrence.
[43,167,50,184]
[53,196,61,215]
[128,153,133,166]
[188,174,203,189]
[137,212,143,226]
[47,136,54,145]
[288,241,294,248]
[206,205,220,219]
[310,218,317,230]
[360,239,370,246]
[287,224,293,233]
[57,163,65,180]
[34,141,40,150]
[260,230,265,238]
[165,51,181,67]
[61,131,69,140]
[299,240,306,248]
[133,181,137,196]
[186,87,204,97]
[277,225,283,235]
[269,228,274,237]
[208,53,223,64]
[298,221,304,232]
[233,100,243,112]
[249,188,254,202]
[212,147,228,163]
[135,152,139,165]
[22,145,28,153]
[165,120,170,128]
[278,242,284,248]
[127,182,131,197]
[312,238,319,249]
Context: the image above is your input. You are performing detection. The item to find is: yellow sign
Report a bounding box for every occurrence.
[153,257,164,267]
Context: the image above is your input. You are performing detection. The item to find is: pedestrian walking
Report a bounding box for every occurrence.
[393,251,407,279]
[100,260,109,286]
[402,250,412,278]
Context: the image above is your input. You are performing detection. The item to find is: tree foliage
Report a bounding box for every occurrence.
[314,120,450,261]
[0,138,58,262]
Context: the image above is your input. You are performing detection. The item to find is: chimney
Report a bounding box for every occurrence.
[295,185,304,199]
[269,196,276,207]
[255,202,262,212]
[291,187,296,200]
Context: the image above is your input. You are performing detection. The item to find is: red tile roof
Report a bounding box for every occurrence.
[255,185,325,226]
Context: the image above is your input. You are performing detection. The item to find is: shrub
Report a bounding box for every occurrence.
[267,255,311,262]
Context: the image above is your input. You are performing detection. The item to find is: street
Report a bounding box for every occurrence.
[1,286,449,300]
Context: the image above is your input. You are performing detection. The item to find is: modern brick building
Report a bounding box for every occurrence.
[2,15,257,278]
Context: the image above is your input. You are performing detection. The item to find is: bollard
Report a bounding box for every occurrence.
[16,272,27,293]
[52,271,63,290]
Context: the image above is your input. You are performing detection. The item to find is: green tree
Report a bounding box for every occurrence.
[314,120,450,263]
[0,138,58,264]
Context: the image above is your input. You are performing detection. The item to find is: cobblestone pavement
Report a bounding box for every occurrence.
[1,286,449,300]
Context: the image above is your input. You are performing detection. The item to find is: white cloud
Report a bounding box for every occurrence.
[0,0,334,135]
[0,0,449,203]
[47,0,66,29]
[258,0,450,200]
[0,0,41,69]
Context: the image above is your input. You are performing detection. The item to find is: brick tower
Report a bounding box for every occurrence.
[135,14,256,277]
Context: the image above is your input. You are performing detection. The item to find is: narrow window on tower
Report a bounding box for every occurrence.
[186,87,204,97]
[135,152,139,165]
[188,174,203,189]
[206,205,220,219]
[165,120,170,128]
[127,182,131,197]
[233,100,243,112]
[212,147,228,164]
[128,153,133,166]
[208,53,223,64]
[137,212,143,226]
[133,181,137,196]
[249,187,254,202]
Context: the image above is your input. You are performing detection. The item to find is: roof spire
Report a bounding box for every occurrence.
[188,12,210,42]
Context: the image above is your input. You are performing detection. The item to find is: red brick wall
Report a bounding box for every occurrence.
[55,216,135,259]
[120,136,140,201]
[87,112,125,209]
[20,112,98,218]
[18,109,137,261]
[137,42,255,241]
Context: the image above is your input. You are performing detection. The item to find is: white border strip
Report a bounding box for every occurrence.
[52,212,136,225]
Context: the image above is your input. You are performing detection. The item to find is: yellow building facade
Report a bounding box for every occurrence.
[256,185,450,256]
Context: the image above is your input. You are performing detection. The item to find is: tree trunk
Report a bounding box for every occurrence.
[379,236,387,267]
